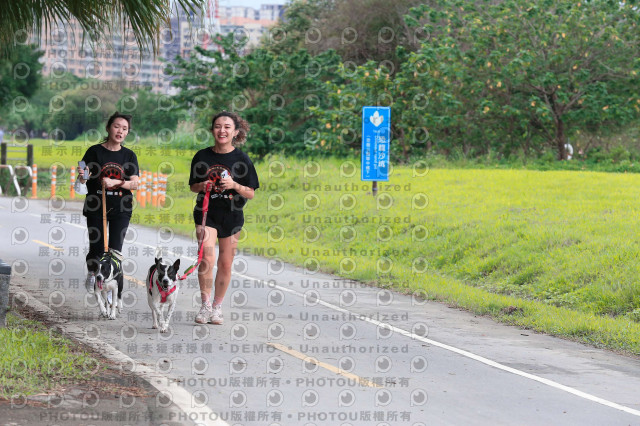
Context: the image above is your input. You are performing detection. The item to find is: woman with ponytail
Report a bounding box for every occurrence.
[77,112,140,293]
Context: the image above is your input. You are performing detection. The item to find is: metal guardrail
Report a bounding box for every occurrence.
[0,164,32,197]
[0,143,33,166]
[0,143,33,197]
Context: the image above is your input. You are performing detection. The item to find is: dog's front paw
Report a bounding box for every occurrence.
[160,324,170,333]
[151,323,158,329]
[108,313,117,320]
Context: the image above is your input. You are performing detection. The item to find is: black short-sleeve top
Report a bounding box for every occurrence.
[189,147,260,213]
[81,144,139,217]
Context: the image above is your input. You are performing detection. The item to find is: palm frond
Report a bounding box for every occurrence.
[0,0,205,55]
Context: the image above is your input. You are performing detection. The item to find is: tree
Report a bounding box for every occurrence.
[0,45,43,106]
[0,44,44,132]
[266,0,423,69]
[116,88,186,136]
[45,80,123,140]
[170,33,342,157]
[314,59,409,160]
[0,0,204,54]
[262,0,331,55]
[1,72,86,134]
[401,0,640,159]
[309,0,423,68]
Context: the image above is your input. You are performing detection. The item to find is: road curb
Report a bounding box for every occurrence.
[9,286,230,426]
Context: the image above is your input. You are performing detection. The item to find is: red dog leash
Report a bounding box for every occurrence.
[178,183,212,281]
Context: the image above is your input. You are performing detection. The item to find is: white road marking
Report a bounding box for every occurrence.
[29,214,640,417]
[32,213,196,261]
[28,213,84,229]
[233,271,640,418]
[131,241,196,263]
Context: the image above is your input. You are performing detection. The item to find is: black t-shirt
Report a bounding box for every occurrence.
[81,144,139,217]
[189,147,260,213]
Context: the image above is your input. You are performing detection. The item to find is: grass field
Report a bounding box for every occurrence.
[0,313,102,398]
[9,139,640,356]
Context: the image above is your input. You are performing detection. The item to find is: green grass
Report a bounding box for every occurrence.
[14,140,640,356]
[0,312,102,398]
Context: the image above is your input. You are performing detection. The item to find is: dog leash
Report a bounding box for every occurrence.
[102,180,108,252]
[178,183,212,281]
[95,179,109,291]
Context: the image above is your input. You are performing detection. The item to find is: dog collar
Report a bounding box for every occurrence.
[149,267,176,303]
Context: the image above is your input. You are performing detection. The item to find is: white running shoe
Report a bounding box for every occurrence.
[85,272,95,293]
[210,304,223,325]
[195,302,213,324]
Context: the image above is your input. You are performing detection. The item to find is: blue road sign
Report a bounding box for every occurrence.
[361,106,390,181]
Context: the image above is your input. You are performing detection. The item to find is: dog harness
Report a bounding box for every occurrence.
[96,252,122,290]
[148,267,176,304]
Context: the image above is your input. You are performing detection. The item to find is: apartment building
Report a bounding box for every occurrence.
[38,3,285,93]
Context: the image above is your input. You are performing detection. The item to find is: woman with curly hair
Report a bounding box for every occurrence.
[189,111,260,325]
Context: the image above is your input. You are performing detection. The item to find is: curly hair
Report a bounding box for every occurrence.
[210,111,250,146]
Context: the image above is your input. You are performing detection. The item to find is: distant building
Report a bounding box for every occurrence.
[221,6,258,20]
[37,3,285,93]
[219,16,279,48]
[259,4,286,21]
[218,4,284,48]
[38,19,173,92]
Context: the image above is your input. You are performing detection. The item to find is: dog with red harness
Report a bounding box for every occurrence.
[147,257,181,333]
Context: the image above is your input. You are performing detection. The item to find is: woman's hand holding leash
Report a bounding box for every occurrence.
[202,181,213,192]
[103,177,124,190]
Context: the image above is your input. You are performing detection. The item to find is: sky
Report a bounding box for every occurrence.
[221,0,288,9]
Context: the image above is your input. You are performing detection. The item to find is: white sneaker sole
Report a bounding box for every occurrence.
[195,317,210,324]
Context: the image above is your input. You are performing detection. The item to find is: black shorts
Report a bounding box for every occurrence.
[193,208,244,238]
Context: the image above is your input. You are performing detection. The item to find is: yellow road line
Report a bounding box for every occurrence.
[125,275,146,287]
[32,239,64,251]
[267,342,382,388]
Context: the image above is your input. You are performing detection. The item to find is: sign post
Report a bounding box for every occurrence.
[361,106,390,196]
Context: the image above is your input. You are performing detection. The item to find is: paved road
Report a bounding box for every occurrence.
[2,195,640,426]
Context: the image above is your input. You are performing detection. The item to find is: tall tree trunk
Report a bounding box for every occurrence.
[549,92,567,160]
[395,126,409,162]
[555,116,566,160]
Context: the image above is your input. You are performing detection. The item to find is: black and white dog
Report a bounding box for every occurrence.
[147,257,181,333]
[94,250,124,320]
